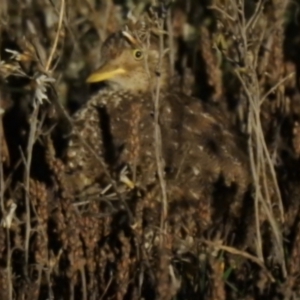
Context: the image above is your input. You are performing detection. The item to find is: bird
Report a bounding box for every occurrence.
[63,17,251,227]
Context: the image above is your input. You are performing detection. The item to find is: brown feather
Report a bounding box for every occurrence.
[64,26,251,230]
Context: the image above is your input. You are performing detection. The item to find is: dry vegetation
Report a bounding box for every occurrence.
[1,0,300,299]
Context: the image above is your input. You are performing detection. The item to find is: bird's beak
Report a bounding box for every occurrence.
[86,64,127,83]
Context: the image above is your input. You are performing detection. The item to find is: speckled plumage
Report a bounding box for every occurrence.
[64,24,251,226]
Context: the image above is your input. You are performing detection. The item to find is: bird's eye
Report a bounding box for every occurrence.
[133,49,143,60]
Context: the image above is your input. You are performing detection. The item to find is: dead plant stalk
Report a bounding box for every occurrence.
[23,0,65,273]
[155,22,168,241]
[230,0,287,276]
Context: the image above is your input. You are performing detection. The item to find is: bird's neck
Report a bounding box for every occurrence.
[107,71,170,94]
[149,72,171,92]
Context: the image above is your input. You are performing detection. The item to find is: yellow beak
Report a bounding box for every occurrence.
[86,64,127,83]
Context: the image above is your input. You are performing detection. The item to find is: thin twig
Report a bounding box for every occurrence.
[202,239,276,282]
[260,72,295,104]
[45,0,65,72]
[24,105,39,272]
[152,15,169,244]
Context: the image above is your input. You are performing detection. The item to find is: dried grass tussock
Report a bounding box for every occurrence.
[1,0,300,299]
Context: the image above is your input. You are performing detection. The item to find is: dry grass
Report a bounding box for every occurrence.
[1,0,300,299]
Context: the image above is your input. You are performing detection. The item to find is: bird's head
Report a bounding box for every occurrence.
[86,29,170,93]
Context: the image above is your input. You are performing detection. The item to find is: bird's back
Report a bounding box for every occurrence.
[64,87,251,227]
